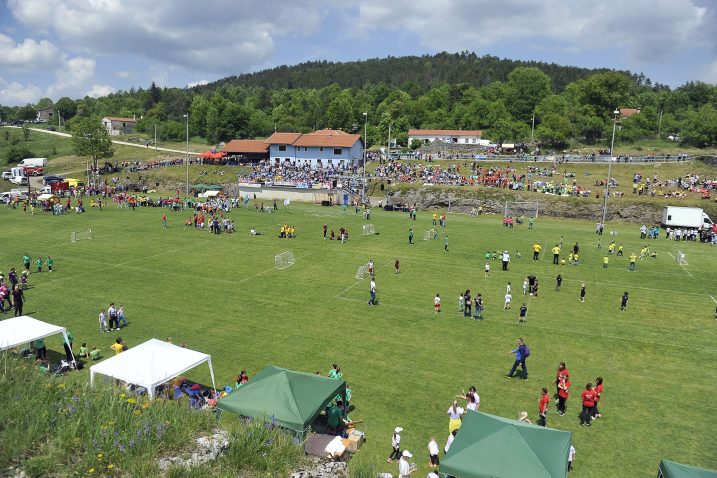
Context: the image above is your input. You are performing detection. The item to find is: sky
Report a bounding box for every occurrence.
[1,0,716,106]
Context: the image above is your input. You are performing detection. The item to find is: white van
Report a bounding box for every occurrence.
[10,167,28,185]
[19,157,48,168]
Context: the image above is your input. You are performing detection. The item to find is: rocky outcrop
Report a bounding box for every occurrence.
[388,188,665,223]
[157,429,230,471]
[289,459,348,478]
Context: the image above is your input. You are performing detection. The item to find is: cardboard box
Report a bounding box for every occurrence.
[346,430,365,452]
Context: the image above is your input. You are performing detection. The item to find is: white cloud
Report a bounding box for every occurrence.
[86,84,116,98]
[700,60,717,84]
[354,0,713,63]
[116,71,135,79]
[47,56,96,97]
[0,33,63,70]
[7,0,327,73]
[0,78,43,105]
[187,80,209,88]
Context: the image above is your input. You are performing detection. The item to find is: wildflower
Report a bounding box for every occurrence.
[88,468,95,474]
[119,393,126,399]
[57,383,65,388]
[133,409,142,415]
[106,464,114,469]
[73,437,80,444]
[97,453,103,459]
[126,397,137,404]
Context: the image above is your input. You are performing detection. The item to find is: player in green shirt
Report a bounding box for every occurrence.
[46,256,54,272]
[444,234,449,252]
[89,347,101,360]
[23,253,31,271]
[35,258,42,273]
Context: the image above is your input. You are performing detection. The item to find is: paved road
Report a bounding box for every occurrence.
[4,125,202,156]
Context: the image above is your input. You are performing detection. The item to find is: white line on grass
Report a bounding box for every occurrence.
[710,295,717,305]
[334,296,717,352]
[666,251,693,277]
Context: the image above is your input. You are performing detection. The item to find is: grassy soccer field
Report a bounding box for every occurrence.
[1,202,716,477]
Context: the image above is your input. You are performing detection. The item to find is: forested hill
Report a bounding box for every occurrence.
[194,51,640,94]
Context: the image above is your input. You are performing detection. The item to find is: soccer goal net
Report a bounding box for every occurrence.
[275,251,295,269]
[676,250,688,265]
[355,263,370,280]
[504,201,539,219]
[71,229,93,242]
[362,224,375,235]
[424,228,437,240]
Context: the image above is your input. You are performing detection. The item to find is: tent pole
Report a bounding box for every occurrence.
[208,358,217,396]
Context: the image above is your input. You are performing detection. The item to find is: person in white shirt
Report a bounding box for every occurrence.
[398,450,415,477]
[427,472,439,478]
[368,279,377,306]
[568,444,576,471]
[427,437,439,468]
[504,292,512,310]
[444,429,457,454]
[506,282,511,294]
[434,294,441,314]
[484,262,490,277]
[387,427,402,463]
[447,400,464,433]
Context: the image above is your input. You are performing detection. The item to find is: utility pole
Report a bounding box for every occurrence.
[362,111,368,200]
[657,109,663,139]
[387,123,391,161]
[154,123,158,151]
[530,113,535,142]
[183,114,189,195]
[602,109,620,225]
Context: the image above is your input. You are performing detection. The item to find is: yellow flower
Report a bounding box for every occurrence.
[141,402,150,409]
[97,453,103,459]
[57,383,65,388]
[88,468,95,473]
[126,397,137,404]
[73,437,80,443]
[106,464,114,469]
[119,393,126,399]
[133,409,142,415]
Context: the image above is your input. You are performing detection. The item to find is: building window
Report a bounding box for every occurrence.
[333,148,342,155]
[278,145,286,152]
[319,147,324,152]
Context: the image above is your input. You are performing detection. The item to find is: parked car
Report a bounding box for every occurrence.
[2,171,12,180]
[23,166,44,176]
[43,175,64,185]
[11,120,24,126]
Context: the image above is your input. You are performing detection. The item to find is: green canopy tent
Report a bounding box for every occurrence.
[440,411,572,478]
[659,460,717,478]
[217,365,346,434]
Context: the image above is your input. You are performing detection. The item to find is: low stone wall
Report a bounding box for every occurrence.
[238,184,349,204]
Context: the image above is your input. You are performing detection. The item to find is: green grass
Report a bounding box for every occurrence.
[1,190,717,477]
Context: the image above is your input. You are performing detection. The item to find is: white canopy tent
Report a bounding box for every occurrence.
[0,315,75,362]
[37,193,56,200]
[89,338,216,399]
[200,190,220,198]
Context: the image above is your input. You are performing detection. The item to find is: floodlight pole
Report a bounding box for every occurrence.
[363,111,368,200]
[602,109,620,225]
[183,113,189,195]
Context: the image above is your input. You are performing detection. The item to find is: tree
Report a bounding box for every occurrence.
[325,92,354,130]
[7,146,35,164]
[205,105,220,143]
[36,97,54,109]
[71,117,114,180]
[505,67,552,122]
[22,125,30,142]
[17,104,37,121]
[536,113,571,147]
[681,104,717,147]
[55,97,77,121]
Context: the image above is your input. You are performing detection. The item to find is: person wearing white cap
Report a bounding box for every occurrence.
[399,449,416,477]
[387,427,403,463]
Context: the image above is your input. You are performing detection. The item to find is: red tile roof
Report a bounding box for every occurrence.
[265,132,302,144]
[619,108,640,118]
[293,131,362,148]
[103,116,137,122]
[408,129,482,137]
[222,140,269,154]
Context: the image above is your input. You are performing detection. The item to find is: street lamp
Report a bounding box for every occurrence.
[183,113,189,195]
[602,109,620,225]
[362,111,368,200]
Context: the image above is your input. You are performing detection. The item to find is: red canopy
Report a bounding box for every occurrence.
[198,151,226,159]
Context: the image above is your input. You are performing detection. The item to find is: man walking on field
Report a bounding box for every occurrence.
[368,278,377,306]
[551,244,560,264]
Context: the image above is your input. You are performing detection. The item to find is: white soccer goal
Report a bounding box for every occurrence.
[355,263,370,280]
[362,224,375,235]
[504,201,539,219]
[676,250,688,265]
[71,229,93,242]
[274,251,295,269]
[424,228,437,240]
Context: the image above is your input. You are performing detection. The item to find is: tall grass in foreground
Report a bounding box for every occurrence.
[0,355,304,477]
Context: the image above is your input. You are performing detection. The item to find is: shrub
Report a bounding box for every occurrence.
[6,147,35,164]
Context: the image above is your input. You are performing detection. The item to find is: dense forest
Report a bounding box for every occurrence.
[2,52,716,150]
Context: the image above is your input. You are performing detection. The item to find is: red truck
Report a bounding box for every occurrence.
[50,181,69,192]
[22,166,44,176]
